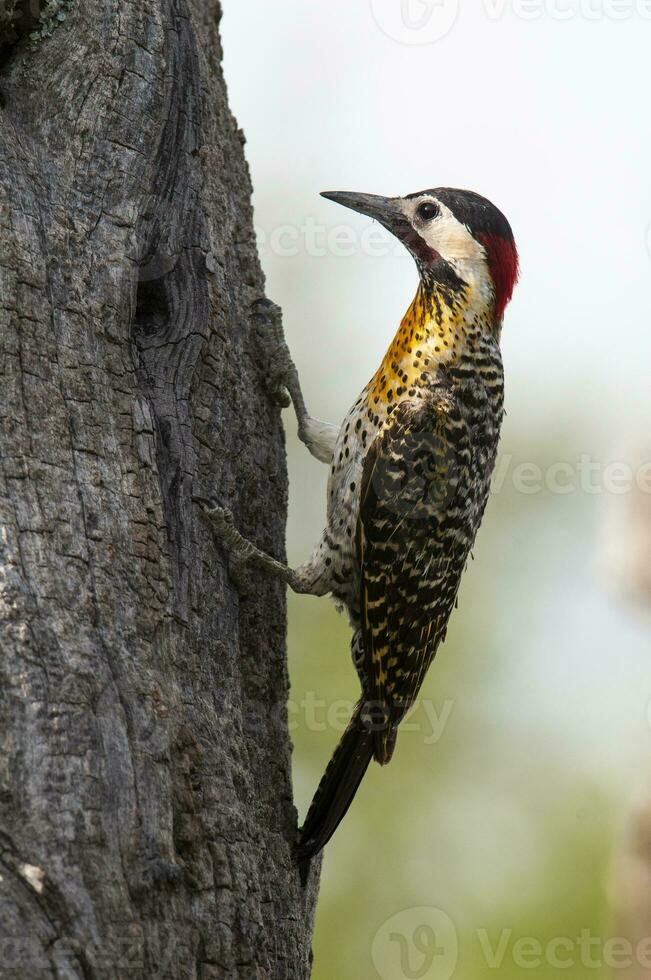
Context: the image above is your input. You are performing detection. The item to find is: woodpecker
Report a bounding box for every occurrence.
[199,187,519,861]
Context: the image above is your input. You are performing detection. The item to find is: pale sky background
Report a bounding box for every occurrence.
[221,4,651,973]
[222,0,651,783]
[216,16,651,962]
[222,0,651,430]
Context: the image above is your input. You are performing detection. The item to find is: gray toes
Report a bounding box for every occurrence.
[249,300,297,408]
[207,505,234,530]
[251,297,282,321]
[269,383,291,408]
[195,499,235,536]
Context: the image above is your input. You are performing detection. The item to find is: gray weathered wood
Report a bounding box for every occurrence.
[0,2,318,976]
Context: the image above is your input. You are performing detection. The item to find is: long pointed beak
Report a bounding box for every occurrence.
[320,191,404,232]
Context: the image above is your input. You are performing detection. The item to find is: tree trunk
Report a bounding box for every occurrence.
[0,3,318,977]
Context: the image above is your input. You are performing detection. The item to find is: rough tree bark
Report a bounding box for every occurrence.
[0,3,319,977]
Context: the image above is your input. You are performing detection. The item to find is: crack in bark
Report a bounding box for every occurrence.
[0,0,319,976]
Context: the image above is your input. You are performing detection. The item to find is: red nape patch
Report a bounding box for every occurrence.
[478,233,519,321]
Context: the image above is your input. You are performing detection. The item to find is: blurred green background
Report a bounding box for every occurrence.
[286,430,648,979]
[222,3,651,976]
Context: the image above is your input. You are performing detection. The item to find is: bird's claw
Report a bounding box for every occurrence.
[252,297,282,317]
[193,497,253,595]
[194,497,236,540]
[251,298,295,408]
[268,382,291,409]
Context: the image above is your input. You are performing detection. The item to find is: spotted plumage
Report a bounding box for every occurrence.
[200,186,519,861]
[296,188,517,858]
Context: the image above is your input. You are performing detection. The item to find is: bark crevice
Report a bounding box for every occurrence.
[0,1,319,976]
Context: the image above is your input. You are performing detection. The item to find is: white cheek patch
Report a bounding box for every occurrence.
[401,198,490,289]
[420,203,485,265]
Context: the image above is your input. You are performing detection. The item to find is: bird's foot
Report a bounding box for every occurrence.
[195,495,298,595]
[251,298,301,412]
[194,498,256,595]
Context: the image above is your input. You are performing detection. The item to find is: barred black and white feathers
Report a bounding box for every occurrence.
[298,357,503,859]
[296,187,517,860]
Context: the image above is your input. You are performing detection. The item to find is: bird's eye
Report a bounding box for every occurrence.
[417,202,440,221]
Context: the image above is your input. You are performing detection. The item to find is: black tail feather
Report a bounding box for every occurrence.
[297,701,374,861]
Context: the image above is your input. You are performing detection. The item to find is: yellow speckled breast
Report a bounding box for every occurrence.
[367,283,473,408]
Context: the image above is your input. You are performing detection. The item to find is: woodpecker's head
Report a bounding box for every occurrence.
[321,188,518,323]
